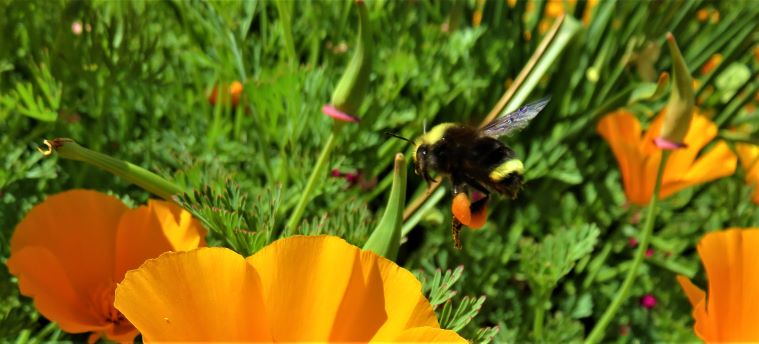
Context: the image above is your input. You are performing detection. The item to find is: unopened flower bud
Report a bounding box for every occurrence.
[656,33,694,149]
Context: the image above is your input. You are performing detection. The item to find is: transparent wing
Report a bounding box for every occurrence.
[480,96,551,138]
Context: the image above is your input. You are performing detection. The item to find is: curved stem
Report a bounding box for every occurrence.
[285,131,338,235]
[585,151,670,344]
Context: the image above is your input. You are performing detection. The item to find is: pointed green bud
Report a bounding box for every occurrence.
[330,0,372,117]
[39,138,185,200]
[364,153,407,260]
[657,33,694,149]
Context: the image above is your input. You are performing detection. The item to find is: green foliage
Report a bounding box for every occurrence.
[520,224,600,291]
[1,0,758,342]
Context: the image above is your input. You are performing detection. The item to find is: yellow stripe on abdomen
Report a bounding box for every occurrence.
[489,159,524,181]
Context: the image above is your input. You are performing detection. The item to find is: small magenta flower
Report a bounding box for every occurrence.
[628,237,639,248]
[640,294,657,309]
[645,248,654,257]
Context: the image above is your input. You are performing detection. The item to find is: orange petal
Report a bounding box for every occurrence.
[113,200,206,280]
[361,247,440,341]
[660,141,737,198]
[676,275,705,308]
[8,190,128,334]
[736,144,759,203]
[451,193,471,226]
[695,228,759,342]
[246,235,440,342]
[393,326,467,342]
[597,112,648,205]
[8,247,108,333]
[114,248,271,342]
[664,113,718,179]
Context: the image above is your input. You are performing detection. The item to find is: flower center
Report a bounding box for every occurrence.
[93,282,126,325]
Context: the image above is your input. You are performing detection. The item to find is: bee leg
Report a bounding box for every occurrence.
[452,216,463,249]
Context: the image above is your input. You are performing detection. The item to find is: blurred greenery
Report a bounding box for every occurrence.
[1,0,758,342]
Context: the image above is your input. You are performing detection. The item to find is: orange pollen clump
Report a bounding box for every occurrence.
[452,193,472,226]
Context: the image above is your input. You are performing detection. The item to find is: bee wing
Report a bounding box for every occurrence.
[480,96,551,138]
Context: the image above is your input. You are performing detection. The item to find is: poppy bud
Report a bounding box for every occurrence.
[326,0,372,121]
[656,33,694,149]
[364,153,406,260]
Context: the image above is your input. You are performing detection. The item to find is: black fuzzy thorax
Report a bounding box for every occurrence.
[428,125,518,194]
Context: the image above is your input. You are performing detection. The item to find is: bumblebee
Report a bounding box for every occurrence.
[412,97,550,248]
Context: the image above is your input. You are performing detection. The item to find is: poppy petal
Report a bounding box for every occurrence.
[10,190,127,290]
[664,113,719,179]
[8,247,107,333]
[676,275,713,340]
[114,200,206,280]
[676,275,704,308]
[696,229,759,341]
[246,236,440,341]
[393,326,467,342]
[736,144,759,203]
[246,235,360,341]
[8,190,128,333]
[686,141,737,182]
[362,248,440,341]
[597,112,648,205]
[114,247,271,342]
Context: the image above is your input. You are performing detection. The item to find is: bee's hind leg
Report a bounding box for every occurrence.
[452,217,463,250]
[460,175,490,217]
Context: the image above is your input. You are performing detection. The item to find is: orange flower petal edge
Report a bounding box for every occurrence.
[115,235,466,342]
[678,228,759,342]
[246,235,459,342]
[115,248,271,342]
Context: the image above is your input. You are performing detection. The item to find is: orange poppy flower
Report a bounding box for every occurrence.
[736,144,759,203]
[7,190,206,342]
[597,110,737,206]
[114,235,466,342]
[677,228,759,342]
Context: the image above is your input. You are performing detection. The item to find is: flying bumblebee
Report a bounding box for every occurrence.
[411,97,550,249]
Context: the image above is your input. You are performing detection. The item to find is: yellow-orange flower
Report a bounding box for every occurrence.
[736,143,759,203]
[7,190,206,342]
[597,110,737,206]
[677,228,759,342]
[114,235,466,342]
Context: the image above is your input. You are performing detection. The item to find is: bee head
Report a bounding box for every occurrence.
[413,143,436,185]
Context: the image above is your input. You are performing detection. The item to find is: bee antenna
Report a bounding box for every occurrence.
[384,131,412,144]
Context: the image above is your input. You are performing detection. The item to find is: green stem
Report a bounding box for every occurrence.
[275,0,297,67]
[285,131,338,235]
[584,151,671,344]
[40,138,185,200]
[533,288,547,342]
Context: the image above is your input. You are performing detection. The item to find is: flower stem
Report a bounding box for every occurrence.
[584,151,670,344]
[285,131,338,235]
[533,288,547,341]
[39,138,184,200]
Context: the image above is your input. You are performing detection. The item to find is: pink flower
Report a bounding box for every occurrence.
[640,294,657,309]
